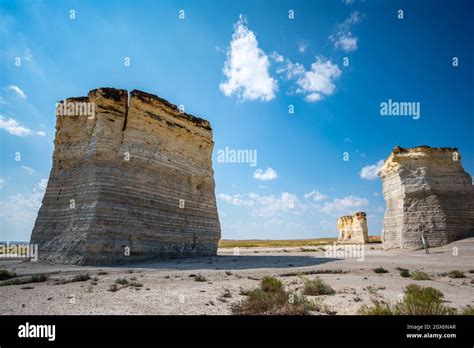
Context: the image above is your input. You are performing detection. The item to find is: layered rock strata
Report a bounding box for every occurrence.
[379,146,474,250]
[31,88,221,264]
[337,212,369,243]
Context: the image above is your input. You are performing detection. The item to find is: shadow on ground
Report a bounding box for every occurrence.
[126,255,341,271]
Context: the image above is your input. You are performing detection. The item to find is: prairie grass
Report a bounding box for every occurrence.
[231,276,317,315]
[359,284,455,315]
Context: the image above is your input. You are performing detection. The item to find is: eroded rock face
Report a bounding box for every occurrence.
[337,212,369,243]
[31,88,221,264]
[379,146,474,251]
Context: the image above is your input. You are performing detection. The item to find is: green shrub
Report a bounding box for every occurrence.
[72,272,90,282]
[260,276,284,293]
[231,276,316,315]
[460,305,474,315]
[373,267,389,274]
[359,284,454,315]
[129,281,143,288]
[358,301,394,315]
[302,277,335,296]
[1,274,48,287]
[0,269,17,280]
[400,269,410,278]
[30,274,49,283]
[115,277,129,285]
[108,284,119,292]
[411,271,431,280]
[447,270,465,279]
[194,274,207,282]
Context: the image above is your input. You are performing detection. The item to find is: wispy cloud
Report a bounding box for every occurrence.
[21,166,36,176]
[0,115,46,137]
[360,159,384,180]
[6,85,26,99]
[251,192,300,217]
[0,177,5,190]
[253,167,278,181]
[0,115,31,136]
[330,11,363,52]
[298,41,309,53]
[24,47,32,61]
[219,15,278,101]
[218,191,303,217]
[0,179,47,240]
[217,193,254,207]
[304,190,328,201]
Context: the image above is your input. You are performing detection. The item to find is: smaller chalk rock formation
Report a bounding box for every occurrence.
[379,146,474,251]
[337,212,369,243]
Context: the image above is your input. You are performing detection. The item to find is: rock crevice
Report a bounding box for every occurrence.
[31,88,221,265]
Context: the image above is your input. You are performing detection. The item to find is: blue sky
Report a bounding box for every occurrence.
[1,0,473,241]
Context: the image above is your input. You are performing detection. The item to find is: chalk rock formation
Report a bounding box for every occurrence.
[337,212,369,243]
[379,146,474,250]
[31,88,221,264]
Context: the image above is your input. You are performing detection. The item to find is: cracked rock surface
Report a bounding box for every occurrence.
[379,146,474,251]
[31,88,221,265]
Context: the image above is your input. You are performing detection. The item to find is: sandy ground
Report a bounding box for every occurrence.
[1,238,473,315]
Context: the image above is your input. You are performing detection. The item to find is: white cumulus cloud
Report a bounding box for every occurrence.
[276,55,341,102]
[219,15,277,101]
[360,159,384,180]
[320,195,369,214]
[296,57,342,102]
[253,167,278,181]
